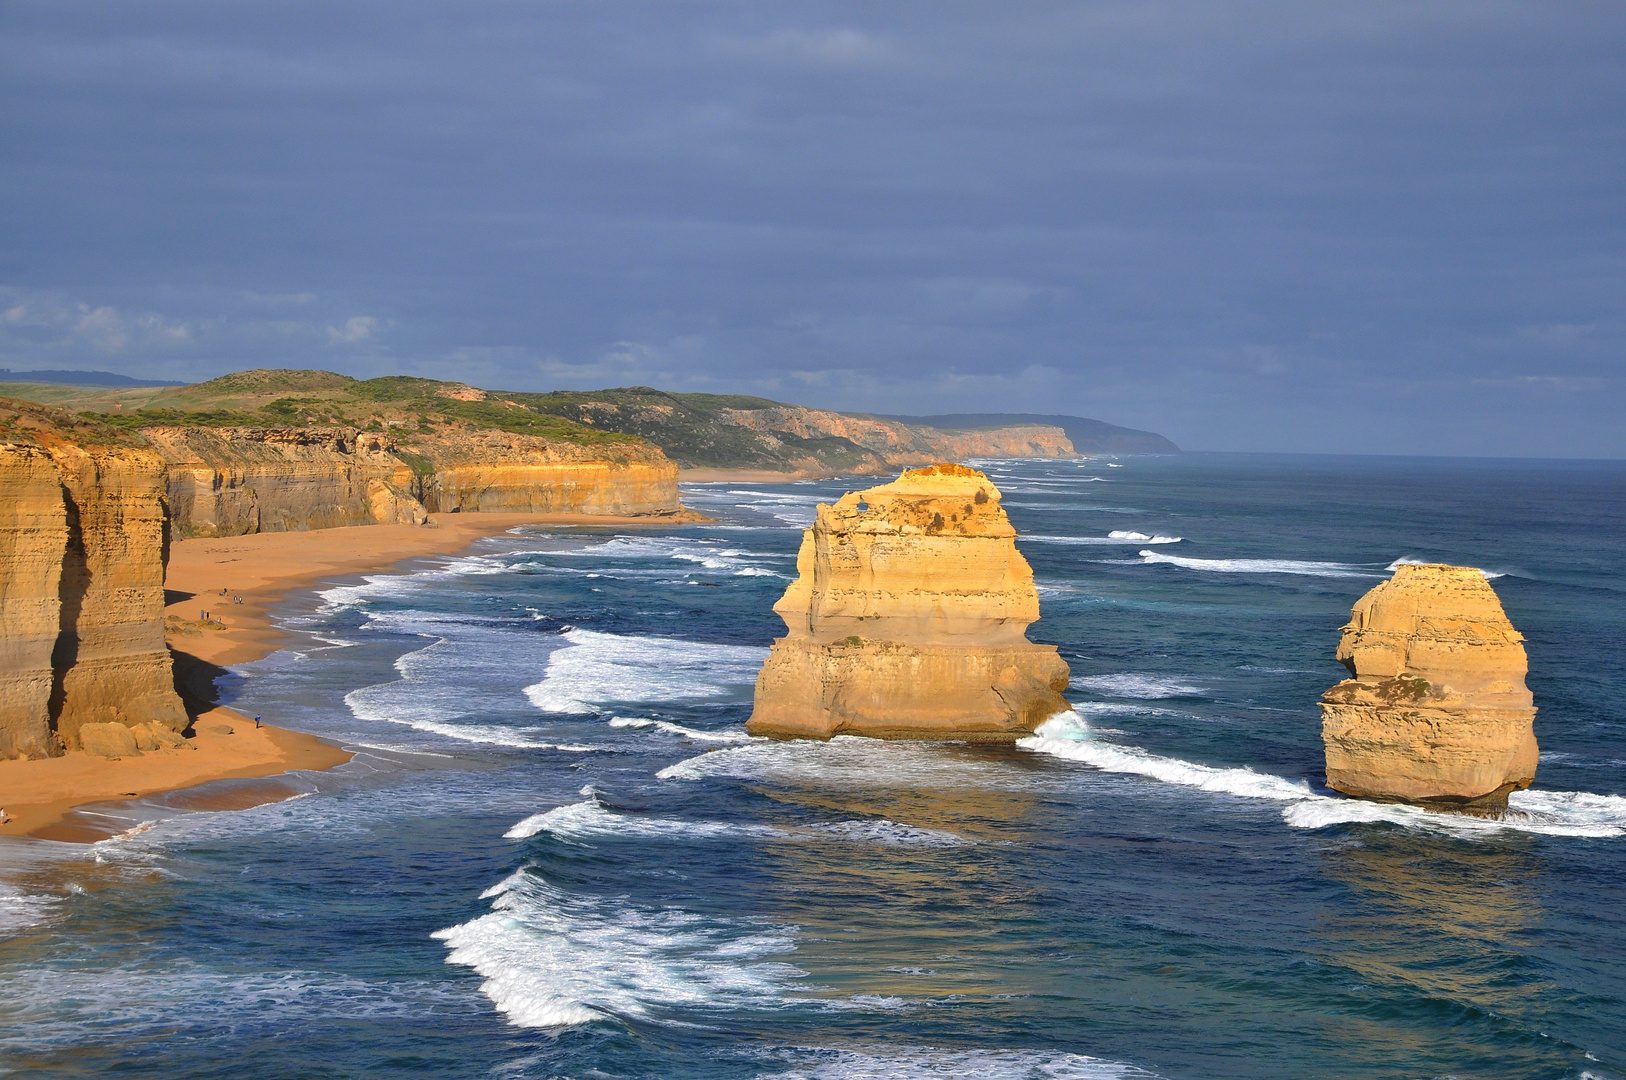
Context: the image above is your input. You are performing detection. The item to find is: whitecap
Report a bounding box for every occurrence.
[1018,713,1313,802]
[606,716,753,743]
[657,736,1035,791]
[1386,556,1505,579]
[433,871,801,1028]
[1138,551,1377,578]
[1282,789,1626,838]
[1070,674,1206,699]
[759,1045,1155,1079]
[504,799,789,842]
[1023,713,1626,839]
[524,628,767,715]
[1024,532,1181,546]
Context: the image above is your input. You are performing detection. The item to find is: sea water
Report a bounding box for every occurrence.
[1,454,1623,1080]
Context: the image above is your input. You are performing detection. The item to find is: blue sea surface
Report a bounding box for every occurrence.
[2,454,1624,1079]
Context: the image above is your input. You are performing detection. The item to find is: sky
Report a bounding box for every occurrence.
[1,2,1623,456]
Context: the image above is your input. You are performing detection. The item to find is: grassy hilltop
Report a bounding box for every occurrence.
[0,370,1180,472]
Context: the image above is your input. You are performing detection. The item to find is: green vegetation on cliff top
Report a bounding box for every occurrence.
[0,369,1180,470]
[0,371,639,447]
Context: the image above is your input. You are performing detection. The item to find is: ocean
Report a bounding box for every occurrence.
[1,454,1623,1080]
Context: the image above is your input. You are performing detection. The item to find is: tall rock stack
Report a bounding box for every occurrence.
[1319,563,1538,810]
[747,464,1070,741]
[0,429,187,758]
[0,444,69,758]
[47,444,189,750]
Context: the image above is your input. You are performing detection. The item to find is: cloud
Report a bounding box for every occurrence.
[326,316,378,345]
[713,28,894,67]
[0,3,1621,455]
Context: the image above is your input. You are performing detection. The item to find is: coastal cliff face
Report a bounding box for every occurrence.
[47,443,189,750]
[146,425,682,536]
[0,419,186,757]
[413,431,681,514]
[1319,563,1538,809]
[718,407,1076,473]
[145,426,424,537]
[748,463,1070,741]
[0,444,67,757]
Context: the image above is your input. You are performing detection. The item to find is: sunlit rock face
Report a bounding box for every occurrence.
[0,444,67,758]
[1319,563,1538,810]
[46,443,189,751]
[747,464,1070,741]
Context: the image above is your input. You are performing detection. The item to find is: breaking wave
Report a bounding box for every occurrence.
[1387,556,1506,579]
[1025,531,1181,546]
[757,1045,1156,1079]
[1020,713,1626,839]
[1070,674,1206,699]
[606,716,753,742]
[524,628,767,714]
[1137,551,1377,578]
[433,871,801,1028]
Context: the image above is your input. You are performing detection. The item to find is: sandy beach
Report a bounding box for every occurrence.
[0,510,697,840]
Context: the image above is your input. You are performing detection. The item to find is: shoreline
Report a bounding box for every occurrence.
[0,510,697,842]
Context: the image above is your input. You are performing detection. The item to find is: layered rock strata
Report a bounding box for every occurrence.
[47,443,189,750]
[747,464,1070,741]
[413,431,680,515]
[0,444,67,758]
[145,425,683,537]
[146,426,425,537]
[0,433,186,756]
[1319,563,1538,809]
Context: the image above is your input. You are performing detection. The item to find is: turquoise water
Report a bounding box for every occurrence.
[2,454,1623,1079]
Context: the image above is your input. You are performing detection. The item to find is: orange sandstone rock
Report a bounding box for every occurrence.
[0,444,67,758]
[747,464,1070,741]
[1319,563,1538,809]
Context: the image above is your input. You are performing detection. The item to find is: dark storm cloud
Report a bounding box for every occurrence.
[1,2,1622,455]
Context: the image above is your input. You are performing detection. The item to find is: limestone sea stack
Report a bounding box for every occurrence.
[1319,563,1538,810]
[746,464,1070,741]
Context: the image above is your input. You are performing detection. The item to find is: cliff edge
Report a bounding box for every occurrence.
[747,463,1070,741]
[0,401,186,757]
[1319,563,1538,810]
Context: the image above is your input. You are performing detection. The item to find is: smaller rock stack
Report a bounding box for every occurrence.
[1319,563,1538,810]
[747,464,1070,741]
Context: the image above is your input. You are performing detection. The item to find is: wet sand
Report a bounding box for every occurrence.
[1,510,694,841]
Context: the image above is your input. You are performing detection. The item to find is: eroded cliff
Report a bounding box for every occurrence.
[747,463,1070,741]
[47,443,189,749]
[146,426,425,537]
[1319,563,1538,809]
[0,444,66,757]
[0,400,186,756]
[146,424,683,537]
[413,431,681,515]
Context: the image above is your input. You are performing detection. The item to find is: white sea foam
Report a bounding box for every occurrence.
[1024,532,1181,546]
[606,716,753,742]
[1386,556,1506,579]
[1018,714,1313,801]
[0,881,63,937]
[761,1046,1154,1079]
[524,628,767,715]
[341,611,581,749]
[504,799,789,842]
[657,736,1043,791]
[1282,790,1626,838]
[1138,551,1377,578]
[505,799,970,849]
[1023,713,1626,839]
[433,870,801,1028]
[1070,674,1206,699]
